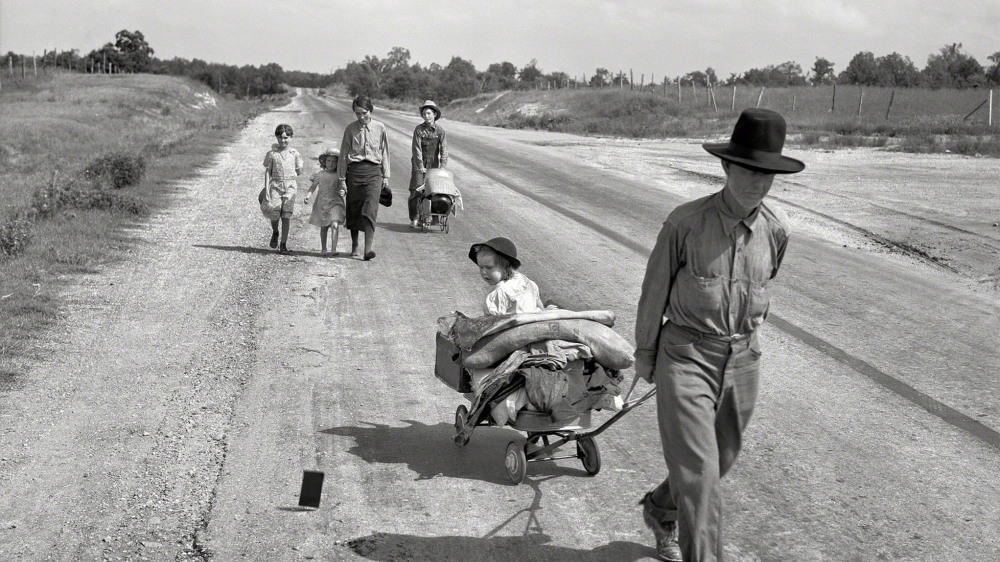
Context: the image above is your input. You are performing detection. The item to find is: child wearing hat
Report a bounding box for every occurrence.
[303,149,346,256]
[409,100,448,228]
[469,237,544,316]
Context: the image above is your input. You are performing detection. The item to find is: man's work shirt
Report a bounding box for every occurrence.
[411,122,448,171]
[635,189,789,364]
[337,119,390,180]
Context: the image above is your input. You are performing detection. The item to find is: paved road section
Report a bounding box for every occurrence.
[1,89,998,561]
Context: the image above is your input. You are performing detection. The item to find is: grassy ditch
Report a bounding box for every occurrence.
[0,72,276,373]
[444,86,1000,156]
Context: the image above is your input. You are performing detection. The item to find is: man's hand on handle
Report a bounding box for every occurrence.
[634,354,655,383]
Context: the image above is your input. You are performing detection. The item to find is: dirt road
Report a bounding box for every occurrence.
[1,89,999,561]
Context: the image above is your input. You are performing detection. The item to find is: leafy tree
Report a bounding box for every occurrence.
[839,51,879,85]
[519,59,543,87]
[986,51,1000,85]
[482,61,518,91]
[589,68,611,87]
[921,43,984,88]
[113,30,154,72]
[810,57,835,85]
[682,70,707,85]
[611,70,630,87]
[546,71,569,88]
[385,46,411,71]
[876,52,919,87]
[436,56,479,100]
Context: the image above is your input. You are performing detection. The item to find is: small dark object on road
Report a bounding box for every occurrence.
[298,470,324,508]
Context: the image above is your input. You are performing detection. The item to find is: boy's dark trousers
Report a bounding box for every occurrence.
[652,321,761,562]
[408,170,425,221]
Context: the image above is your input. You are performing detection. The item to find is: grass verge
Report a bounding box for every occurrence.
[443,86,1000,156]
[0,72,278,375]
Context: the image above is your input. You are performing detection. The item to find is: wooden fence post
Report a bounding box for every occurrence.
[692,81,697,103]
[857,87,864,117]
[731,84,736,111]
[677,80,681,102]
[989,89,993,127]
[21,55,26,79]
[33,54,37,77]
[640,73,644,91]
[755,87,765,108]
[791,92,796,112]
[830,83,836,112]
[8,56,12,77]
[885,89,895,120]
[709,82,718,112]
[42,50,47,74]
[630,69,634,90]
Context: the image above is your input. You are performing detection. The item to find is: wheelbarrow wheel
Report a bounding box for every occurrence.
[504,441,527,484]
[454,405,468,442]
[577,436,601,476]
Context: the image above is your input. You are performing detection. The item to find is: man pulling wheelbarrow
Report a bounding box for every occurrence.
[634,109,805,561]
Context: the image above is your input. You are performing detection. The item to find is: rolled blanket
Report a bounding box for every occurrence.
[462,318,635,370]
[438,309,617,351]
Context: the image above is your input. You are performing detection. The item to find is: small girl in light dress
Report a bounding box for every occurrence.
[303,149,346,256]
[261,124,303,254]
[468,237,544,316]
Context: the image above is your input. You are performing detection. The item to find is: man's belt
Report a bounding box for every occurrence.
[669,322,752,343]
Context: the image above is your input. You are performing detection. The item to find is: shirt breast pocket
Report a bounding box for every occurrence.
[679,273,724,316]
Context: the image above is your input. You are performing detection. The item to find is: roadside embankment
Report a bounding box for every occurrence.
[0,73,276,376]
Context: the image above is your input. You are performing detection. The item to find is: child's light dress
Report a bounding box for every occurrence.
[261,144,303,220]
[307,170,347,227]
[484,271,543,316]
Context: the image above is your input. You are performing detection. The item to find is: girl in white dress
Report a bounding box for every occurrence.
[303,149,346,256]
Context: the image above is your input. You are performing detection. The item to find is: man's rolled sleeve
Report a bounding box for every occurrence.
[635,220,681,364]
[380,128,390,179]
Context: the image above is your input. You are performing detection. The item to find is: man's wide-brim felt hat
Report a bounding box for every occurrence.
[469,237,520,268]
[702,108,804,174]
[419,100,442,120]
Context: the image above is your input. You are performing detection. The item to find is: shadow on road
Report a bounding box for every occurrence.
[193,244,353,259]
[376,221,433,234]
[319,420,587,484]
[341,531,653,561]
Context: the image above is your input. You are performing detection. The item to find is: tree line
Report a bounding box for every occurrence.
[7,32,997,102]
[339,44,1000,103]
[3,30,333,98]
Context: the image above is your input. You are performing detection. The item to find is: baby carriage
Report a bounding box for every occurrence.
[435,310,656,484]
[417,168,462,233]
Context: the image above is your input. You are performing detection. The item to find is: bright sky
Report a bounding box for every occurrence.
[2,0,997,80]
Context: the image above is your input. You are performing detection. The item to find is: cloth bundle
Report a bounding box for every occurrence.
[440,310,633,428]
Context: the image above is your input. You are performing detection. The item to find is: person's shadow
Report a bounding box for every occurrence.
[339,531,653,561]
[319,420,587,484]
[376,221,427,233]
[193,244,352,259]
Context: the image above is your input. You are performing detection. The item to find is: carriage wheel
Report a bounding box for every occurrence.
[504,441,527,484]
[577,437,601,476]
[443,217,450,233]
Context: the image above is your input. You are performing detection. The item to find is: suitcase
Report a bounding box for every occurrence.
[435,333,471,392]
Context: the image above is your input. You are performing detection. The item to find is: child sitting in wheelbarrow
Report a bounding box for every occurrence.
[469,237,545,316]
